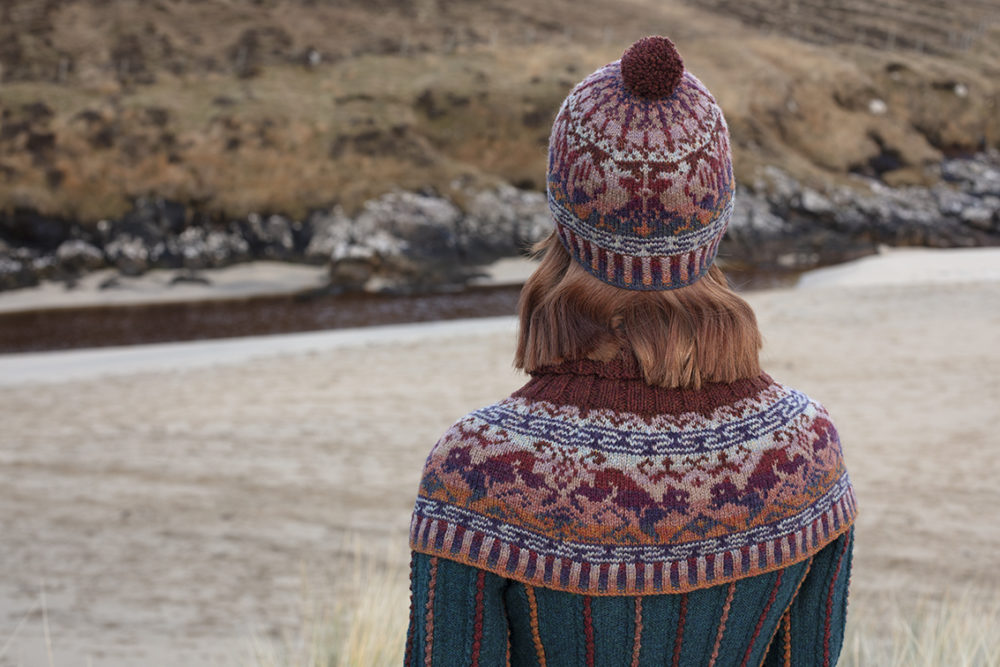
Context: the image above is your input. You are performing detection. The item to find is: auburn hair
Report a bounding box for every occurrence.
[514,233,762,389]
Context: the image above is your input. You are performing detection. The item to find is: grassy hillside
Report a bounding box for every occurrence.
[1,0,998,223]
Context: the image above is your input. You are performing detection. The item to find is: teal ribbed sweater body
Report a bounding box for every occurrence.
[406,528,853,666]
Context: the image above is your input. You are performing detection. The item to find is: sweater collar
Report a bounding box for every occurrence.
[514,354,773,417]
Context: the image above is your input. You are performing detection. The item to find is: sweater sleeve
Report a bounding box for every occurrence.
[405,551,510,666]
[762,526,855,667]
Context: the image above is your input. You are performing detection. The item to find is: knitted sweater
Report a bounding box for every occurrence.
[407,356,857,665]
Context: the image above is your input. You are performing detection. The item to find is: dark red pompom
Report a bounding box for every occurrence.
[620,36,685,99]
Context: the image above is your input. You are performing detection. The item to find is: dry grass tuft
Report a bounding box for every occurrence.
[842,591,1000,667]
[247,546,409,667]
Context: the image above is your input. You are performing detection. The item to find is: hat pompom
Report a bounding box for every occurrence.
[620,36,684,99]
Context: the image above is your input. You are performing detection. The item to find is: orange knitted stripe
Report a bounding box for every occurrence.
[424,556,438,667]
[707,582,737,667]
[630,597,643,667]
[524,585,547,667]
[757,556,814,667]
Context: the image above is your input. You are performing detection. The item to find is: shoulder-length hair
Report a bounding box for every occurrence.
[515,233,762,389]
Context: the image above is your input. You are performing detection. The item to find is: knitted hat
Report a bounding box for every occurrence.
[546,36,734,290]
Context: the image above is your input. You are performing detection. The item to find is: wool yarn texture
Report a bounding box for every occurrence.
[409,356,858,597]
[546,36,735,290]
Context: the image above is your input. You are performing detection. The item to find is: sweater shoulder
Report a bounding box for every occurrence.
[409,377,857,596]
[416,378,843,474]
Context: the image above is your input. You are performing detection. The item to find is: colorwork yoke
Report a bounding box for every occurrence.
[410,356,857,596]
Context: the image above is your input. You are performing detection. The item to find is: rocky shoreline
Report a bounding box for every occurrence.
[1,152,998,296]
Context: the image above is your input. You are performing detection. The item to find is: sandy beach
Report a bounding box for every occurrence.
[1,247,999,665]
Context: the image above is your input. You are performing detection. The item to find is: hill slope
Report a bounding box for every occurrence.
[0,0,998,222]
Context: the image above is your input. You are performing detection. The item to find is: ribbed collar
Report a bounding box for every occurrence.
[513,355,773,417]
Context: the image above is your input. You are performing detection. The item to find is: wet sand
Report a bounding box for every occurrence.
[0,248,998,664]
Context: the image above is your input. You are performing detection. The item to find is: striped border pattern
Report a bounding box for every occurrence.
[554,224,726,291]
[473,387,810,456]
[410,478,857,596]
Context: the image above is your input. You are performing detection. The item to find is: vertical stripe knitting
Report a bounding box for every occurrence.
[781,612,793,667]
[470,570,485,667]
[423,556,437,667]
[671,594,687,667]
[630,598,643,667]
[582,596,595,667]
[741,570,783,667]
[708,583,736,666]
[407,528,853,665]
[405,551,417,666]
[823,531,852,665]
[525,585,547,667]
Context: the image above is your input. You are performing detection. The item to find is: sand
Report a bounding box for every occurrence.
[0,247,998,665]
[0,257,532,316]
[0,262,330,314]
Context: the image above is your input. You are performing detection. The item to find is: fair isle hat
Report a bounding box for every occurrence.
[546,36,735,290]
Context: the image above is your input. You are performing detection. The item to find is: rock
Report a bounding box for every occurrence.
[327,256,377,290]
[932,184,978,217]
[322,191,472,293]
[116,198,186,239]
[798,188,834,216]
[104,234,151,275]
[55,239,105,274]
[940,153,1000,196]
[353,191,461,259]
[349,191,462,275]
[2,155,1000,294]
[173,227,211,269]
[961,205,995,230]
[463,185,550,261]
[241,213,296,260]
[31,254,58,280]
[169,271,211,286]
[729,189,788,236]
[723,188,797,269]
[171,225,251,269]
[0,256,38,290]
[102,198,190,270]
[304,207,352,262]
[759,165,801,205]
[987,196,1000,223]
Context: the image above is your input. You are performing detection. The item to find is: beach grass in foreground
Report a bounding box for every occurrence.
[245,553,1000,667]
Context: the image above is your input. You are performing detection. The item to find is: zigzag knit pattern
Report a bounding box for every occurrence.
[546,60,735,290]
[410,357,857,596]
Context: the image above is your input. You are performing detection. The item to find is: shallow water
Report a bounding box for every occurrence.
[0,268,799,354]
[0,285,527,353]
